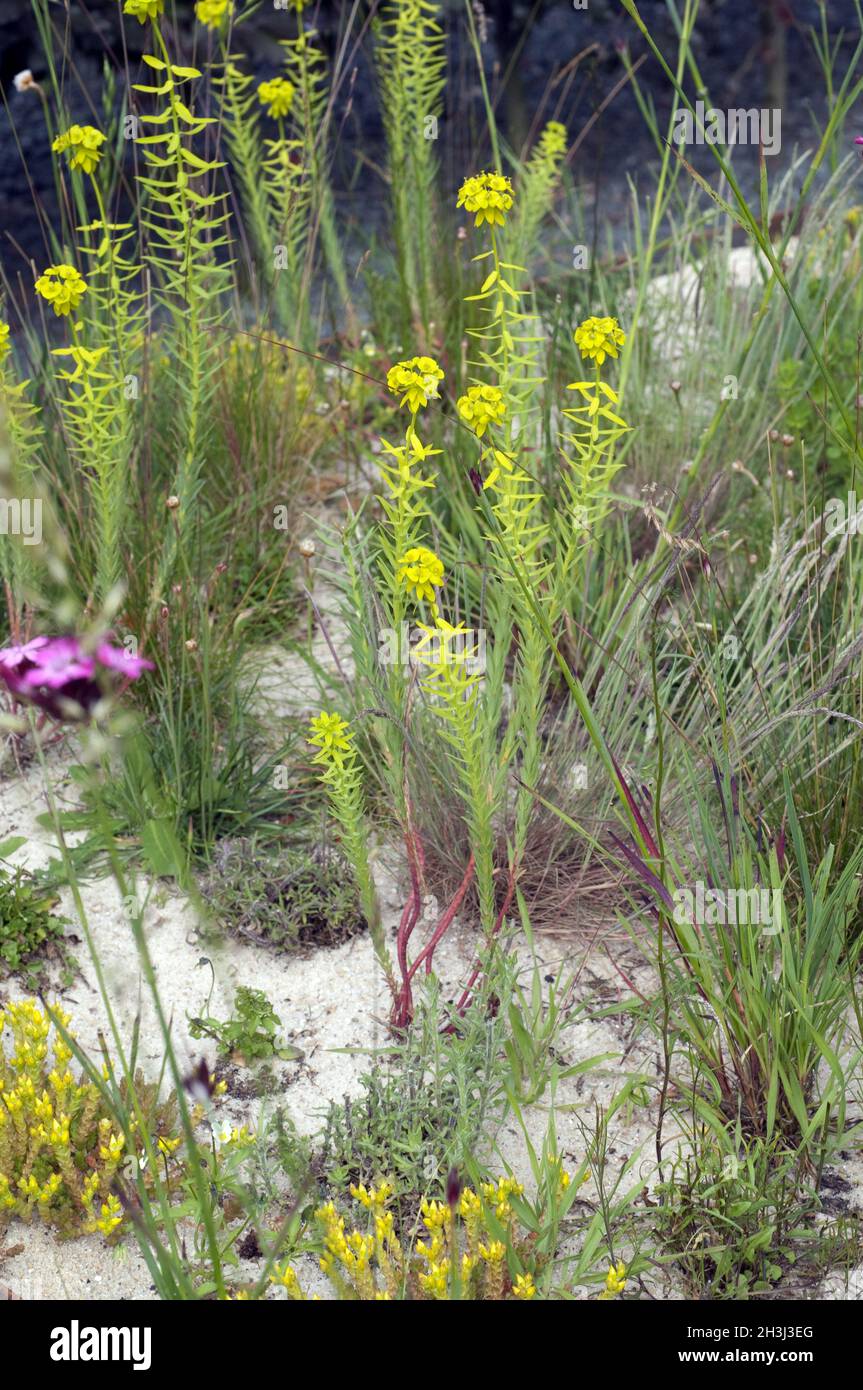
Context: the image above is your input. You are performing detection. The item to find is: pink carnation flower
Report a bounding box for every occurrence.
[0,632,154,720]
[95,640,155,679]
[20,636,95,689]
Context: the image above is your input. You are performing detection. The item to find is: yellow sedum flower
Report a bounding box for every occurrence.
[271,1263,304,1298]
[123,0,165,22]
[513,1272,536,1299]
[457,171,515,228]
[258,77,295,119]
[456,383,506,438]
[52,125,105,175]
[95,1194,123,1237]
[420,1197,450,1232]
[0,323,9,358]
[598,1259,627,1299]
[573,315,626,367]
[308,710,354,770]
[34,265,88,317]
[396,545,444,607]
[351,1180,393,1210]
[98,1129,125,1163]
[196,0,231,27]
[386,356,444,413]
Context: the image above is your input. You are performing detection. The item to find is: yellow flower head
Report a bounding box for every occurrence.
[196,0,231,28]
[600,1259,627,1298]
[456,383,506,438]
[512,1272,536,1299]
[457,171,515,228]
[95,1194,123,1236]
[34,265,88,317]
[123,0,165,23]
[308,710,354,768]
[386,356,444,413]
[413,617,478,673]
[573,315,626,367]
[52,125,105,175]
[538,121,568,157]
[351,1179,393,1209]
[420,1197,450,1232]
[396,545,444,606]
[479,1240,506,1263]
[219,1124,254,1147]
[0,323,9,359]
[98,1130,125,1163]
[258,77,295,119]
[271,1263,302,1296]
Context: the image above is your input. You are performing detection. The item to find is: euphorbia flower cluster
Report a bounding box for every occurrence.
[0,635,154,720]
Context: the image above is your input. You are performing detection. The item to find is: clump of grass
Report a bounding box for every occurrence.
[201,838,367,952]
[0,862,69,988]
[319,978,509,1201]
[653,1128,831,1300]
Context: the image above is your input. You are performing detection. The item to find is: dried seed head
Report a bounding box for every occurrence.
[166,494,180,510]
[669,379,682,393]
[781,433,794,447]
[185,639,198,653]
[298,538,316,559]
[13,70,36,93]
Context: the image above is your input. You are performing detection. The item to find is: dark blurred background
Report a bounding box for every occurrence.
[1,0,861,285]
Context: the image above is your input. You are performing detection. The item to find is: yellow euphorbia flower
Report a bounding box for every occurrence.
[412,617,478,673]
[308,711,354,769]
[0,323,9,358]
[457,171,515,228]
[386,356,444,413]
[396,545,444,606]
[123,0,164,23]
[52,125,105,175]
[456,382,506,437]
[123,0,166,22]
[538,121,567,156]
[573,315,626,366]
[196,0,231,28]
[258,77,295,119]
[34,265,88,317]
[512,1272,536,1299]
[219,1125,254,1145]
